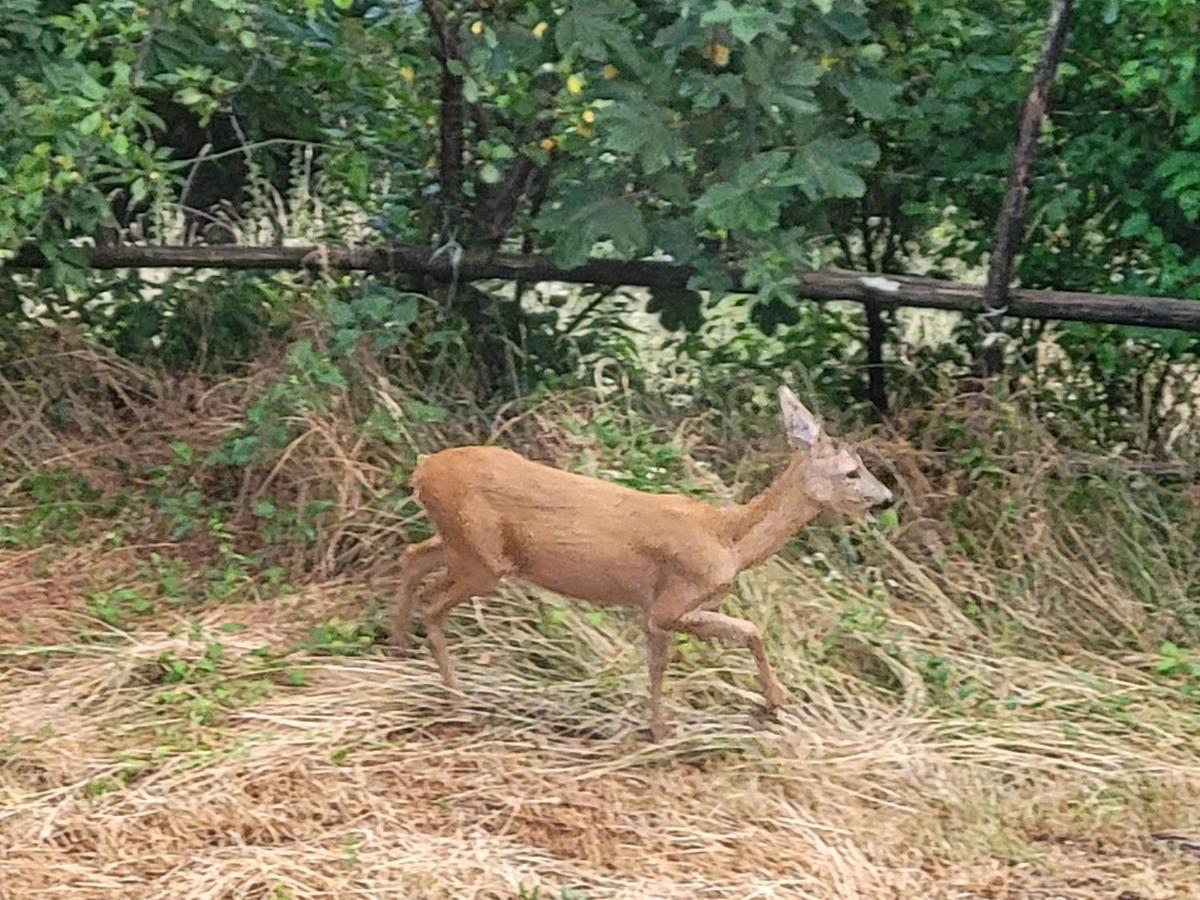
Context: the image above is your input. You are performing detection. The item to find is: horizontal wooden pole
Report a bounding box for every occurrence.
[7,243,1200,333]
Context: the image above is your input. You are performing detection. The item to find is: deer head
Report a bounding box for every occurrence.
[778,386,892,516]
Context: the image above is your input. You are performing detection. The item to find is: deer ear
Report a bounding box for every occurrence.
[778,385,823,448]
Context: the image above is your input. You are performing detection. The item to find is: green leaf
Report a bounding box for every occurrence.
[824,10,870,41]
[811,133,880,168]
[1155,151,1200,180]
[687,257,735,300]
[177,86,207,107]
[700,2,785,44]
[315,367,349,391]
[169,442,194,464]
[78,111,102,135]
[790,135,878,200]
[392,296,419,331]
[836,75,901,119]
[695,152,796,232]
[326,298,355,327]
[479,162,501,184]
[541,193,648,268]
[78,70,105,102]
[651,217,700,263]
[558,0,650,75]
[967,55,1015,74]
[778,56,824,90]
[1120,211,1150,238]
[404,400,449,423]
[601,99,683,174]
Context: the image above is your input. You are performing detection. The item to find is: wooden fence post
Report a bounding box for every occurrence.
[980,0,1074,376]
[864,301,888,413]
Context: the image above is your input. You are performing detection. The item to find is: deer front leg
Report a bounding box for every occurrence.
[643,578,735,740]
[645,624,671,741]
[667,609,789,713]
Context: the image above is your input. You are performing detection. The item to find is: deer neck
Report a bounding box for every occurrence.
[725,454,822,570]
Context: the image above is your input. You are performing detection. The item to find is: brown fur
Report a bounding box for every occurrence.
[391,388,892,739]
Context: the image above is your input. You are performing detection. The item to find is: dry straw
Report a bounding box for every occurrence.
[2,334,1199,898]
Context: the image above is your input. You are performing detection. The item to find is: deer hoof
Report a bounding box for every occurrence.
[764,685,789,713]
[647,720,674,743]
[384,635,413,659]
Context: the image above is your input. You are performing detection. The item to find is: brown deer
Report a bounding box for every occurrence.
[391,387,892,739]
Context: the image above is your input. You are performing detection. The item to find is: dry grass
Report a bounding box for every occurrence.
[2,541,1199,899]
[2,337,1200,898]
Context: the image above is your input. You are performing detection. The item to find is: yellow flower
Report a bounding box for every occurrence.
[601,64,618,80]
[539,137,557,151]
[566,73,584,94]
[399,66,415,83]
[532,21,548,38]
[470,20,483,35]
[581,109,595,123]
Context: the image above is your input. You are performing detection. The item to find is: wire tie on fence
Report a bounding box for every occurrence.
[429,235,464,271]
[429,234,465,321]
[981,302,1010,320]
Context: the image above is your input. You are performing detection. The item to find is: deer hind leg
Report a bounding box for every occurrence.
[389,536,445,652]
[668,609,788,712]
[419,560,498,692]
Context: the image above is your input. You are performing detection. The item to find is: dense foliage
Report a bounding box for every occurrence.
[0,0,1197,447]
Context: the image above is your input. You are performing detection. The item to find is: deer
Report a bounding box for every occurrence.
[389,386,892,740]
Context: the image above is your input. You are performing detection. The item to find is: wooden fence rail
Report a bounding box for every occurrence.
[7,243,1200,333]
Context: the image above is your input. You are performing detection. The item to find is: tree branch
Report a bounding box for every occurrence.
[421,0,467,229]
[471,154,540,247]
